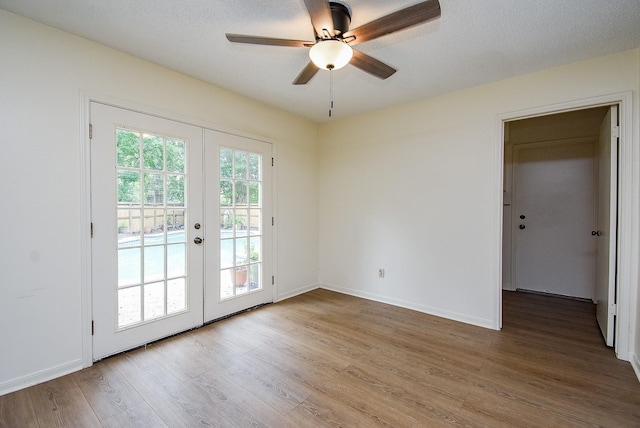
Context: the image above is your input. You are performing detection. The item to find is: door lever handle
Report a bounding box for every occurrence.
[519,224,525,230]
[591,230,601,236]
[194,237,204,244]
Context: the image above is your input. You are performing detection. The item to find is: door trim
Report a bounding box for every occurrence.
[79,92,277,368]
[80,93,92,368]
[494,92,634,361]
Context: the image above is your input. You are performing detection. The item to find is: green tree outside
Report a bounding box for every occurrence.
[116,130,186,206]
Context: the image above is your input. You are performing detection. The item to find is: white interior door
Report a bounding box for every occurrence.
[513,140,596,299]
[204,129,273,322]
[91,103,204,360]
[595,106,618,346]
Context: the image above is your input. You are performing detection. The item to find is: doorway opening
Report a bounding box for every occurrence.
[501,105,618,348]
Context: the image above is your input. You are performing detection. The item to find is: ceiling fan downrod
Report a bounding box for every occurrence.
[326,1,351,38]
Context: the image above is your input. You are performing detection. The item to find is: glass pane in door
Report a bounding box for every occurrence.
[116,128,188,329]
[219,147,262,300]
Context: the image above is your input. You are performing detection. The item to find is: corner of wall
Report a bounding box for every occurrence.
[276,282,320,302]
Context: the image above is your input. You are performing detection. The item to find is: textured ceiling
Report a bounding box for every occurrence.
[1,0,639,122]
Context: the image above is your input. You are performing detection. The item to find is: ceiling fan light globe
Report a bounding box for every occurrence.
[309,40,353,71]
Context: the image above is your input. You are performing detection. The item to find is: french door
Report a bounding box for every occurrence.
[203,130,273,322]
[91,103,272,359]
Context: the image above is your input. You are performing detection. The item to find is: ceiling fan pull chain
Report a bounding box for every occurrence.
[329,69,334,117]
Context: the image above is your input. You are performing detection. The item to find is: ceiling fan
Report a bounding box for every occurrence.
[226,0,441,85]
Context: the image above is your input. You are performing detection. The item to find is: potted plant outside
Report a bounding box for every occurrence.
[233,266,247,287]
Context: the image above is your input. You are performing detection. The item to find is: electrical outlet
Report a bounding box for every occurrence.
[378,268,385,278]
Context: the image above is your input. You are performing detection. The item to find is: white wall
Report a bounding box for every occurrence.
[0,10,319,394]
[318,50,640,343]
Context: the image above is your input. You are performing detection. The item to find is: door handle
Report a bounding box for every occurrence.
[194,237,204,244]
[592,230,601,236]
[519,224,526,230]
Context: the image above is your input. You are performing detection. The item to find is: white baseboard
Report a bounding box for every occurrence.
[631,352,640,383]
[0,359,83,396]
[320,282,497,330]
[276,282,319,302]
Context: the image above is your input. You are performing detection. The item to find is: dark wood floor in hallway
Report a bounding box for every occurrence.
[1,289,639,427]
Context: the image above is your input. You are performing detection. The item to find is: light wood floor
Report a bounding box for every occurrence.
[1,289,639,427]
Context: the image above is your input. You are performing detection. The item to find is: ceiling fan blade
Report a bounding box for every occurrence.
[293,61,320,85]
[350,49,396,80]
[303,0,335,37]
[226,34,313,48]
[345,0,441,46]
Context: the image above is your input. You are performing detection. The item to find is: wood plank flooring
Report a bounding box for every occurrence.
[1,289,639,427]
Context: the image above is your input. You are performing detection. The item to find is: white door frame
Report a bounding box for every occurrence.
[494,92,635,361]
[79,93,277,368]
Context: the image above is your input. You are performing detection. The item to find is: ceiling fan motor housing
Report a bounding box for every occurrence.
[329,2,351,36]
